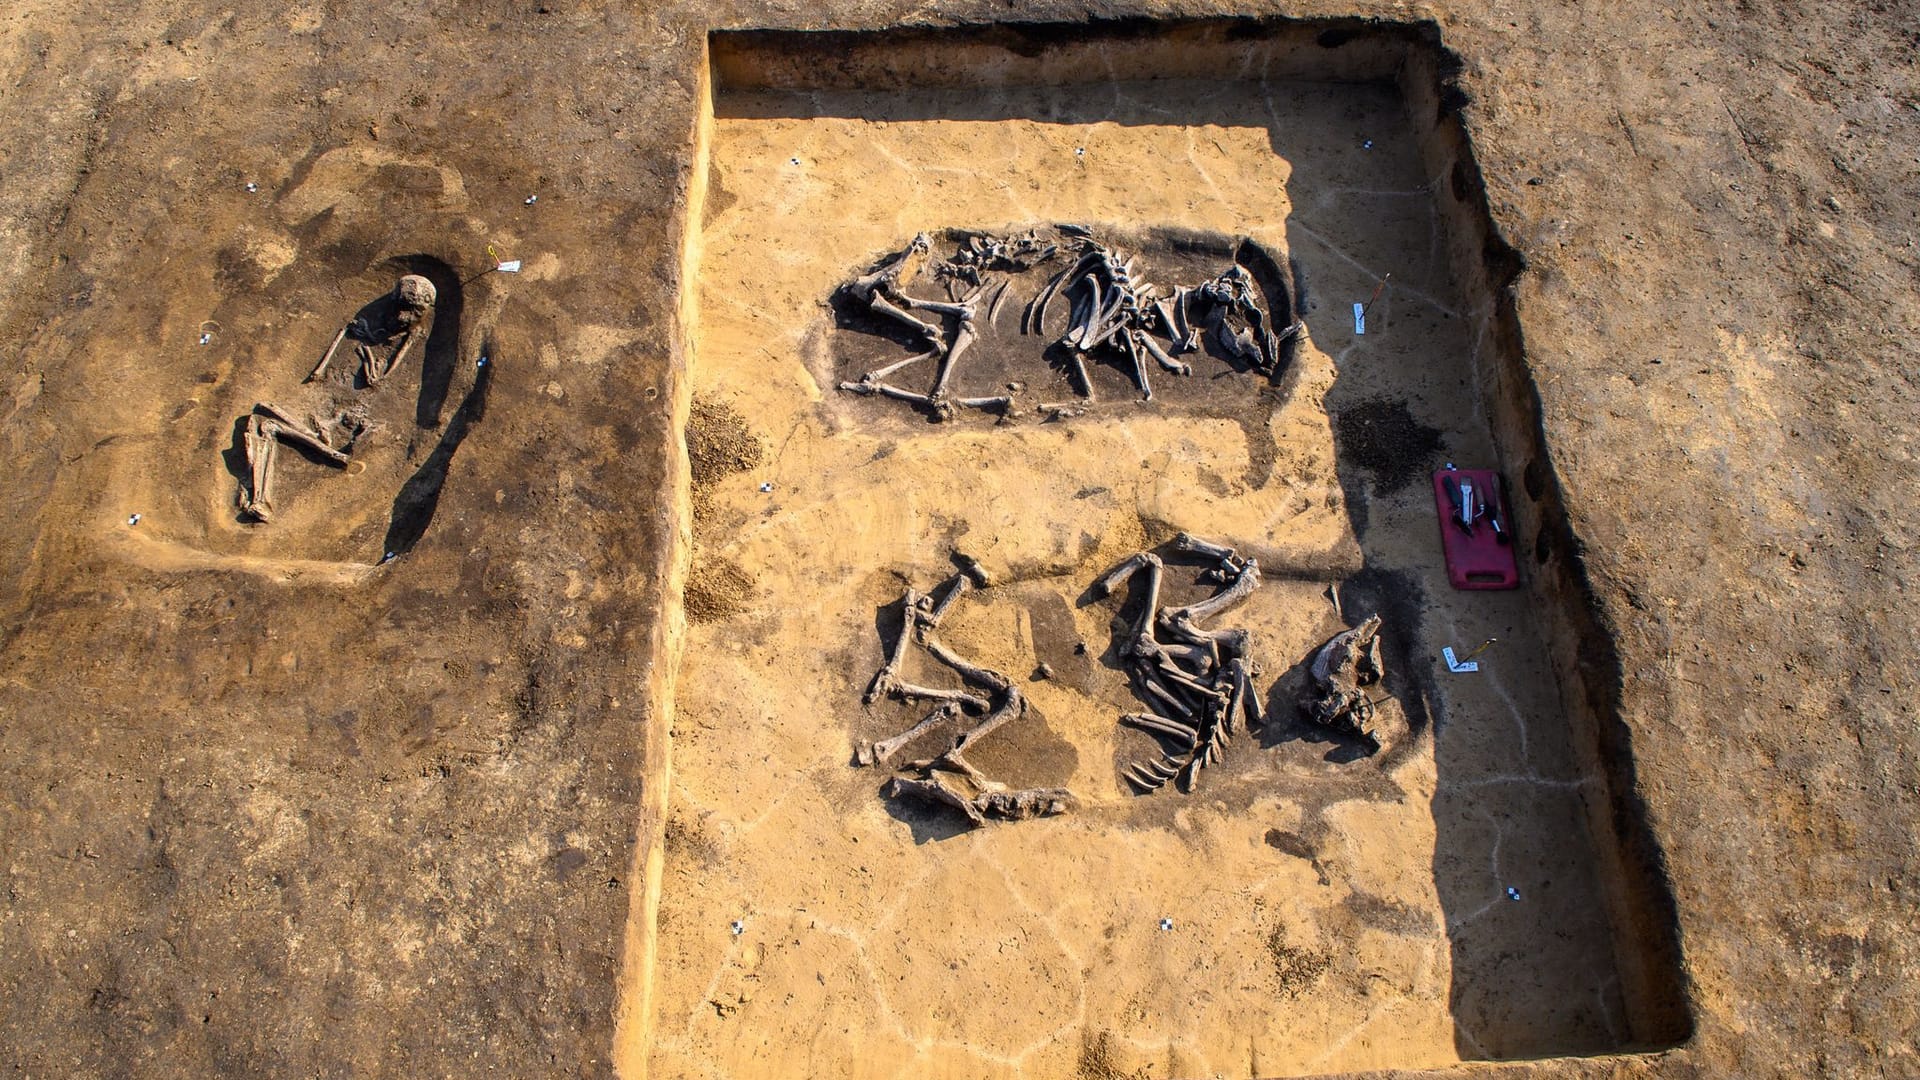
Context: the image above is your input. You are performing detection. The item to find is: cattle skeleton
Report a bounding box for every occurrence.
[1097,533,1266,793]
[836,227,1299,417]
[855,559,1075,825]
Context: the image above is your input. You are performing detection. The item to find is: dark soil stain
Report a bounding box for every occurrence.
[1332,397,1444,494]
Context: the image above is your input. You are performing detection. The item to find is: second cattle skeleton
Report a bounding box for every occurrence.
[1098,533,1266,793]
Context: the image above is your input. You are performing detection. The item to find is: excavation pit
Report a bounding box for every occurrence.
[92,147,504,577]
[650,19,1688,1078]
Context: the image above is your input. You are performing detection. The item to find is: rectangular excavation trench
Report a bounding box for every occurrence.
[638,19,1689,1079]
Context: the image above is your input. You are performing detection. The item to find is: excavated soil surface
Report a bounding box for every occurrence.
[652,75,1630,1078]
[1,5,1917,1080]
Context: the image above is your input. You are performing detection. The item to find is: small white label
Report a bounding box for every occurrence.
[1442,646,1479,673]
[1353,302,1366,334]
[496,260,522,273]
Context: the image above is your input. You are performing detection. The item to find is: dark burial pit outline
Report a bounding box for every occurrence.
[214,253,488,565]
[824,225,1304,424]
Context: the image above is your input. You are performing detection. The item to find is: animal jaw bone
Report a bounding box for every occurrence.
[1304,614,1385,754]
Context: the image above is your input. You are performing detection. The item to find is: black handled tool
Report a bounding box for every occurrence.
[1441,473,1474,536]
[1487,477,1511,544]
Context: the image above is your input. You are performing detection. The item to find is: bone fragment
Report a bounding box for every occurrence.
[885,775,985,826]
[1121,712,1198,747]
[308,325,348,382]
[1096,551,1160,598]
[973,787,1075,820]
[862,701,961,767]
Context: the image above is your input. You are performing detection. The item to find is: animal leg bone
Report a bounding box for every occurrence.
[1095,551,1160,598]
[254,402,351,463]
[973,787,1075,820]
[928,317,976,404]
[860,701,962,767]
[918,573,973,634]
[885,774,986,826]
[1232,658,1264,730]
[1120,557,1165,664]
[855,348,941,386]
[888,682,990,711]
[939,687,1024,767]
[1160,558,1262,629]
[837,380,952,419]
[1173,532,1238,563]
[1114,329,1152,400]
[867,291,945,346]
[238,404,353,523]
[864,588,924,704]
[886,775,1074,824]
[922,635,1012,693]
[1066,349,1095,400]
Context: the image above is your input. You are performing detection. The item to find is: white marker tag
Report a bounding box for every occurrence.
[1442,646,1479,673]
[496,260,522,273]
[1353,302,1366,334]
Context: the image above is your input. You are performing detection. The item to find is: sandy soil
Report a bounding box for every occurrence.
[0,3,1915,1080]
[651,77,1625,1078]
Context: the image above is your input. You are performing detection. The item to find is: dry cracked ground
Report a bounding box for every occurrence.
[0,2,1916,1079]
